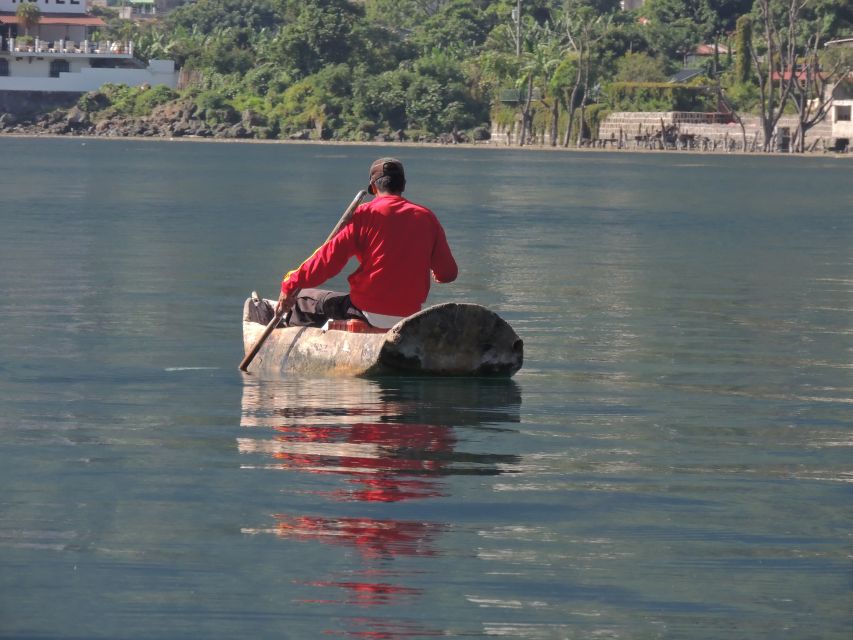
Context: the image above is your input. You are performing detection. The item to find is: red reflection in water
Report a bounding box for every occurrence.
[327,618,446,639]
[301,579,421,607]
[269,422,456,502]
[239,383,470,638]
[272,514,444,559]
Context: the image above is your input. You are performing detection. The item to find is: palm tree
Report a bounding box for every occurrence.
[16,3,41,38]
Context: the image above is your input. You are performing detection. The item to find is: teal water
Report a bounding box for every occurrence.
[1,138,851,639]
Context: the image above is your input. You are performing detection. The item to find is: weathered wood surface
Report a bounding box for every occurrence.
[242,300,523,377]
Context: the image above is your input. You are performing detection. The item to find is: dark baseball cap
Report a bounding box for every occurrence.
[369,157,405,186]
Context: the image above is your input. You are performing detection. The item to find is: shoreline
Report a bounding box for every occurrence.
[1,130,849,159]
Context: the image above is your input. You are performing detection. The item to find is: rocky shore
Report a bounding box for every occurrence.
[2,99,281,140]
[1,94,848,156]
[0,94,486,144]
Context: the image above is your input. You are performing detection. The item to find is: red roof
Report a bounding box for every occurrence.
[0,13,105,27]
[772,68,828,82]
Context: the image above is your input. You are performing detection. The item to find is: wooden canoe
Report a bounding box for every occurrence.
[242,298,523,377]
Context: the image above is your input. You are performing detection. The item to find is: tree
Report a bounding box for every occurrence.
[750,0,805,151]
[613,52,668,82]
[558,1,612,147]
[408,0,495,57]
[734,15,752,83]
[16,2,41,37]
[528,27,567,146]
[168,0,280,34]
[641,0,715,65]
[273,0,364,79]
[789,34,851,152]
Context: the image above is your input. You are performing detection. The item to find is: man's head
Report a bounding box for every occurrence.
[368,157,406,195]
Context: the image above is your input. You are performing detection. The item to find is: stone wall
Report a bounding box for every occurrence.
[490,110,835,151]
[0,90,81,116]
[598,111,833,151]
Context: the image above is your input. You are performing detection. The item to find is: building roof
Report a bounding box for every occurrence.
[0,12,106,27]
[771,68,829,82]
[669,69,704,83]
[825,37,853,48]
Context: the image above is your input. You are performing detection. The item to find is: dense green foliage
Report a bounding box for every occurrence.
[92,0,851,145]
[608,82,714,111]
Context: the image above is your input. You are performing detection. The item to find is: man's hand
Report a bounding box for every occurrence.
[275,291,296,318]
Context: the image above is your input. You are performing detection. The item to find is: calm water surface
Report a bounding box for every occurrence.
[1,138,851,639]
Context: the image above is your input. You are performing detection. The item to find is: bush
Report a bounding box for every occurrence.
[724,81,761,113]
[77,91,111,113]
[606,82,713,112]
[97,84,139,116]
[133,85,178,116]
[470,125,490,141]
[193,89,228,113]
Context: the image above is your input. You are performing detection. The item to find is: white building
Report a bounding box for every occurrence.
[825,39,853,150]
[0,0,177,92]
[830,77,852,150]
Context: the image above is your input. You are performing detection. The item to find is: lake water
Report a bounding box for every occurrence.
[1,138,851,639]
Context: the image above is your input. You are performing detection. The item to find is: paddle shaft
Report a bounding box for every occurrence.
[239,189,368,372]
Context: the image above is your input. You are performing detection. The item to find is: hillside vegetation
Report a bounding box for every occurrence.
[84,0,853,150]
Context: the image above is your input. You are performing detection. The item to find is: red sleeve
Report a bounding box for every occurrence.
[430,219,458,283]
[280,223,358,295]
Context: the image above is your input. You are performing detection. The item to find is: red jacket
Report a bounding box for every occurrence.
[281,195,457,316]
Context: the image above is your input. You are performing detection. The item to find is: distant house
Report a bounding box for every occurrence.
[0,0,177,93]
[830,76,853,150]
[824,38,853,150]
[119,0,157,20]
[685,44,731,66]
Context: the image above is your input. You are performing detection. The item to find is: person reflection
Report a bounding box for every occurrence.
[268,422,456,502]
[239,377,521,505]
[239,377,521,632]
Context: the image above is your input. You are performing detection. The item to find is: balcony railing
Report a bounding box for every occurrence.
[1,37,133,57]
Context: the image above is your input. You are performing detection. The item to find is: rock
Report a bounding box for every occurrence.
[94,119,112,134]
[226,123,252,138]
[0,113,17,129]
[288,129,312,140]
[66,107,89,128]
[242,109,266,127]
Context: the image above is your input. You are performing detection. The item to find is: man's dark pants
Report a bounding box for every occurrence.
[285,289,368,327]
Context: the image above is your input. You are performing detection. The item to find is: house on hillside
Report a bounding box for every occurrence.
[685,43,731,67]
[830,77,852,151]
[0,0,176,93]
[118,0,157,20]
[825,38,853,150]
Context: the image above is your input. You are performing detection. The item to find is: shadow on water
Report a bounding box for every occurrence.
[238,376,522,637]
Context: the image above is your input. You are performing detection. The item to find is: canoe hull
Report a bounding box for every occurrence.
[242,299,523,377]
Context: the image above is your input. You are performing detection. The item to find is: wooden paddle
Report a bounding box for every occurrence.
[239,189,368,372]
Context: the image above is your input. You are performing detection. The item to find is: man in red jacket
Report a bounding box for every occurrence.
[275,158,458,329]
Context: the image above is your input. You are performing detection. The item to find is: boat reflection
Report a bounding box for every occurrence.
[239,377,521,502]
[239,376,521,636]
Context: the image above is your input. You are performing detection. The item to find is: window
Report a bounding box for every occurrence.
[49,59,70,78]
[0,59,8,77]
[837,105,852,122]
